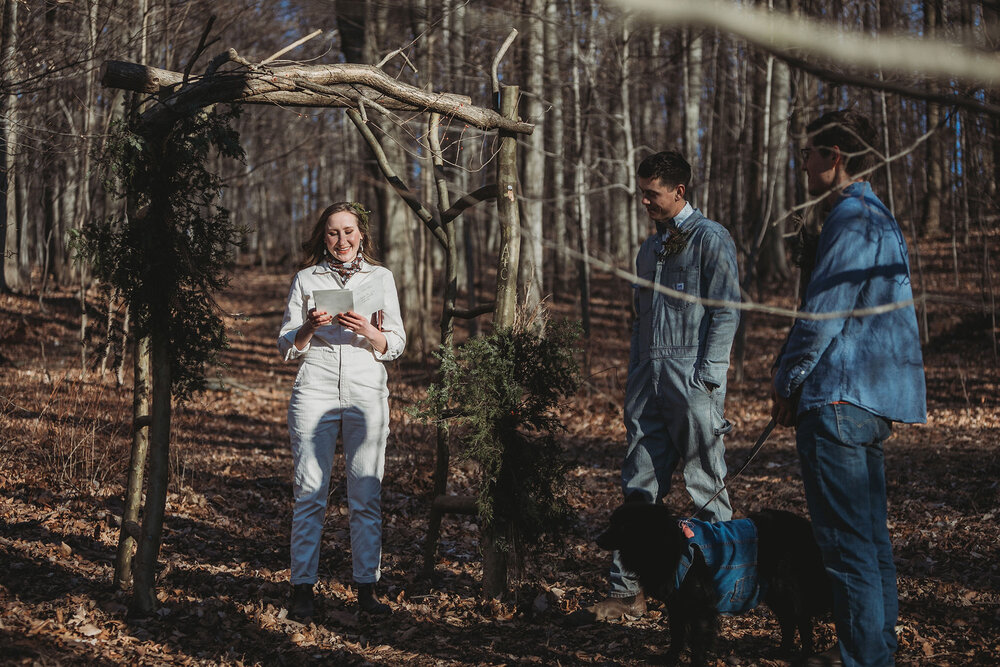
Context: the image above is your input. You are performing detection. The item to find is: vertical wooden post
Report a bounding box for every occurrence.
[129,329,171,616]
[494,85,521,330]
[129,154,174,616]
[482,84,521,599]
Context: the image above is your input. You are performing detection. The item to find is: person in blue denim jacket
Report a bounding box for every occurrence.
[581,151,741,622]
[772,110,927,667]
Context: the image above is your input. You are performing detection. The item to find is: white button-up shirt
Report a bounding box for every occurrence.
[278,260,406,365]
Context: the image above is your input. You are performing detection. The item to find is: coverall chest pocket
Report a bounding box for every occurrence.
[660,265,697,311]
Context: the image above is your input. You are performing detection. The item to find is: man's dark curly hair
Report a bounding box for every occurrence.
[807,109,879,177]
[637,150,691,190]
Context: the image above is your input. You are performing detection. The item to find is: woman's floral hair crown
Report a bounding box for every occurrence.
[348,202,371,229]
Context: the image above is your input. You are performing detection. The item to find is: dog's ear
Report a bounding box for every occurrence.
[596,507,629,551]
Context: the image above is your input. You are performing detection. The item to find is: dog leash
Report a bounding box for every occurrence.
[689,417,777,521]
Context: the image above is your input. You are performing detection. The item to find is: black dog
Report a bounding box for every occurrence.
[597,502,832,666]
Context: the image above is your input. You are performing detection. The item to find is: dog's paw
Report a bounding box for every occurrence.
[760,642,797,661]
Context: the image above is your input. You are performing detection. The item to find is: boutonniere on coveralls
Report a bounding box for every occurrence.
[658,227,693,259]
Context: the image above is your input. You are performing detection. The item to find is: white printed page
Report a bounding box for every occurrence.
[311,289,354,316]
[352,281,384,318]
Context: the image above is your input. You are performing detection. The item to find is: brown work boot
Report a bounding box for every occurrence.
[566,591,646,626]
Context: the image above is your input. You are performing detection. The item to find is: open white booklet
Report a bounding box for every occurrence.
[311,282,383,319]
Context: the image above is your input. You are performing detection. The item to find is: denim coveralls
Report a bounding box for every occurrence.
[279,260,406,586]
[774,182,926,667]
[611,203,741,596]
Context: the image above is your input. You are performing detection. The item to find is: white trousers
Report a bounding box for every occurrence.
[288,353,389,585]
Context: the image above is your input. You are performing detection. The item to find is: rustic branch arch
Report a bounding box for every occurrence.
[102,40,534,609]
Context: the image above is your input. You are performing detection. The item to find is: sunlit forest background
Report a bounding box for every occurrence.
[1,1,998,665]
[2,0,997,357]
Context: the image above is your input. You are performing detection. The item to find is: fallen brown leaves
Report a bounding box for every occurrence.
[1,234,999,665]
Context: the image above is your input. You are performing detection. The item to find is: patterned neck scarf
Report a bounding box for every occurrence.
[328,255,363,281]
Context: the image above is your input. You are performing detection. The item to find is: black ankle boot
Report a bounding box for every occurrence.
[357,582,390,614]
[289,583,314,621]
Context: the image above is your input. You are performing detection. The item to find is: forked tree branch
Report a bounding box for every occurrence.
[345,109,448,248]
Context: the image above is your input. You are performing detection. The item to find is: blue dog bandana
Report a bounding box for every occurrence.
[675,518,763,615]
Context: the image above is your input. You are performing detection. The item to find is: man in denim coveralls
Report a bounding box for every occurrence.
[772,110,926,666]
[582,151,741,622]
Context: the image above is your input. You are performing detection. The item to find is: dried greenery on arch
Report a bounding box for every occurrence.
[412,315,583,571]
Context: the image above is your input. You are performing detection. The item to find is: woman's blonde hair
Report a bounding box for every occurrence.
[299,201,381,269]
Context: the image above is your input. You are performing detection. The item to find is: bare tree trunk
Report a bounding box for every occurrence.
[519,0,545,312]
[414,0,436,361]
[115,314,130,386]
[957,1,974,248]
[638,26,661,155]
[611,14,637,265]
[379,128,420,342]
[758,31,791,283]
[576,143,592,340]
[920,0,943,236]
[570,0,592,338]
[980,1,1000,206]
[98,288,120,377]
[116,333,151,588]
[74,0,100,371]
[545,0,568,299]
[15,144,26,285]
[706,33,727,220]
[789,51,821,303]
[40,171,56,294]
[59,152,77,285]
[701,32,719,218]
[1,0,20,293]
[447,0,480,334]
[729,45,754,382]
[682,27,703,177]
[420,111,458,577]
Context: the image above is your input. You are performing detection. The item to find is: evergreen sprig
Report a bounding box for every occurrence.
[77,106,247,399]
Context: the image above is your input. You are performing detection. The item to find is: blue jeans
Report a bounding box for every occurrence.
[797,403,896,667]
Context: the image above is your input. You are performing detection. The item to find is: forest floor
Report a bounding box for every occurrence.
[1,231,999,666]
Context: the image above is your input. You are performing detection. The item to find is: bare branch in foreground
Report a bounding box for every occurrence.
[528,225,943,323]
[611,0,1000,86]
[776,53,1000,119]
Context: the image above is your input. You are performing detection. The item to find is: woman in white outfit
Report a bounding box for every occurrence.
[278,202,406,619]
